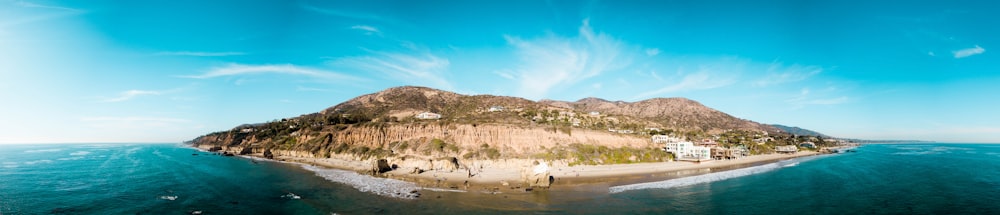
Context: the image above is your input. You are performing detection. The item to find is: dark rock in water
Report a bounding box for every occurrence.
[239,147,253,155]
[263,149,274,159]
[192,154,198,156]
[222,152,234,157]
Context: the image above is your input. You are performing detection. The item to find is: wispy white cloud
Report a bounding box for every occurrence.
[155,51,246,57]
[649,70,663,81]
[183,63,363,82]
[80,116,189,123]
[1,1,84,30]
[350,25,381,35]
[953,45,984,58]
[296,86,334,92]
[14,1,81,12]
[329,50,453,90]
[301,4,391,23]
[645,48,660,56]
[804,96,849,105]
[633,71,733,100]
[103,90,161,102]
[493,70,516,80]
[786,88,849,108]
[505,19,629,99]
[753,63,822,87]
[80,116,191,129]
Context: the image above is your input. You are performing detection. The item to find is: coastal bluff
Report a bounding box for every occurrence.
[189,86,798,188]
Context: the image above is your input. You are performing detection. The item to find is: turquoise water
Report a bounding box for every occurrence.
[2,143,999,214]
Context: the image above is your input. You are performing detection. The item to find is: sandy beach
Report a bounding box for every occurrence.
[275,150,820,192]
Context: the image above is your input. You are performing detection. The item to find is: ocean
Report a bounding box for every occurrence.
[1,143,998,214]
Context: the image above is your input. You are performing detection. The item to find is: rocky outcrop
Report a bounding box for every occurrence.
[372,159,393,174]
[521,160,552,188]
[263,149,274,159]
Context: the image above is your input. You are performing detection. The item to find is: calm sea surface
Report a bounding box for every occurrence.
[1,143,998,214]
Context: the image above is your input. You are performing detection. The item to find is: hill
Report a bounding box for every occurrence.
[770,124,829,137]
[188,86,811,173]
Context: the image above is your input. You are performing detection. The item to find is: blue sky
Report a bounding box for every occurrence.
[2,0,999,143]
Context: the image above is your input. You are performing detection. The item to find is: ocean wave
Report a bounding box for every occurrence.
[24,148,63,153]
[23,160,54,165]
[892,146,972,155]
[422,187,467,193]
[2,161,17,168]
[609,159,808,194]
[69,151,91,156]
[301,165,420,199]
[57,157,86,161]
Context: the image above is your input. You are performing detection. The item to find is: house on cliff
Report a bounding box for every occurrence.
[416,112,442,120]
[776,145,798,153]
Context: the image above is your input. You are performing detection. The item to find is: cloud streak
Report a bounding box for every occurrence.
[80,116,189,123]
[786,88,849,108]
[350,25,381,35]
[953,45,984,58]
[104,90,162,102]
[754,63,822,87]
[633,71,734,100]
[329,50,453,90]
[14,1,82,12]
[505,19,629,100]
[155,51,246,57]
[301,4,393,23]
[183,63,363,82]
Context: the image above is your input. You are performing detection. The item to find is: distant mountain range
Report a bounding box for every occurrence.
[769,124,829,138]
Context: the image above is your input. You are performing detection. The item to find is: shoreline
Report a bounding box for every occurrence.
[267,148,820,192]
[192,144,822,197]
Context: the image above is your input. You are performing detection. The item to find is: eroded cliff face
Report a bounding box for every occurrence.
[191,123,656,160]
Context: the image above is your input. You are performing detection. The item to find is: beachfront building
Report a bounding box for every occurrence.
[712,145,750,160]
[681,146,713,162]
[656,135,712,162]
[415,112,442,120]
[776,145,798,153]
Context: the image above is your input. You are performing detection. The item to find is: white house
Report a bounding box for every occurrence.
[652,135,684,144]
[657,135,712,162]
[664,141,694,158]
[416,112,442,120]
[488,106,504,112]
[589,111,600,116]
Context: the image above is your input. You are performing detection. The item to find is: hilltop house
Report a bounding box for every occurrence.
[416,112,442,120]
[488,106,504,112]
[589,111,600,116]
[800,142,816,149]
[776,145,798,153]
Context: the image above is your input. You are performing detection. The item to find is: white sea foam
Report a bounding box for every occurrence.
[24,148,62,153]
[609,158,815,194]
[301,165,420,199]
[23,160,54,165]
[892,146,972,155]
[69,151,91,156]
[2,161,17,168]
[422,187,468,193]
[57,157,85,161]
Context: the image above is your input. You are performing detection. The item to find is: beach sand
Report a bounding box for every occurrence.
[275,150,820,192]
